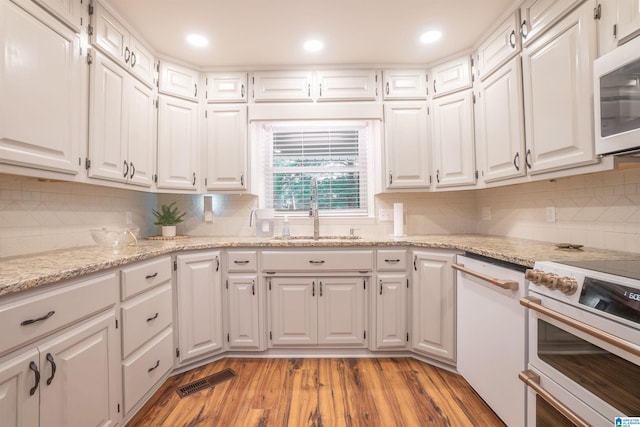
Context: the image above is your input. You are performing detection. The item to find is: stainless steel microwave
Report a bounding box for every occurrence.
[594,35,640,155]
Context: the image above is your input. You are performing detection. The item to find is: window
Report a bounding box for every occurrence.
[260,121,373,216]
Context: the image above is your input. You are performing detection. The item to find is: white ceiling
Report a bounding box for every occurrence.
[107,0,517,69]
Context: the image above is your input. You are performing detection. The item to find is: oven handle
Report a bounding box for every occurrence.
[518,370,589,427]
[452,263,519,290]
[520,296,640,357]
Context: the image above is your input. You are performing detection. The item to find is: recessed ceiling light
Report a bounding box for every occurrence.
[420,30,442,44]
[186,34,209,47]
[303,39,324,52]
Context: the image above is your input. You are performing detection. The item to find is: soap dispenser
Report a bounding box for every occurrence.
[282,215,290,237]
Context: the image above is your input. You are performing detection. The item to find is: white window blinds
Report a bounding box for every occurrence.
[263,122,370,216]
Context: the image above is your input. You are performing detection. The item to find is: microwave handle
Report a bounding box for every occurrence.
[518,370,589,427]
[520,296,640,357]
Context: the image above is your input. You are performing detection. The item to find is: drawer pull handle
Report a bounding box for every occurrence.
[309,260,325,265]
[452,263,519,290]
[145,272,158,280]
[148,360,160,373]
[146,313,159,322]
[45,353,56,386]
[384,259,400,263]
[234,260,250,264]
[29,361,40,396]
[21,310,55,326]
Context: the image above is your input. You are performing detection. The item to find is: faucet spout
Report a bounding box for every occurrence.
[309,177,320,240]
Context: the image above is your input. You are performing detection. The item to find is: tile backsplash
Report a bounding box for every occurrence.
[3,167,640,258]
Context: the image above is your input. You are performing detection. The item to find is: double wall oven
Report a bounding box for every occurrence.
[521,260,640,426]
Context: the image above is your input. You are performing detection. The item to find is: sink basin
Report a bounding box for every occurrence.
[273,235,361,241]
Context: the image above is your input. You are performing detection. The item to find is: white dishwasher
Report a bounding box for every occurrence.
[454,254,527,427]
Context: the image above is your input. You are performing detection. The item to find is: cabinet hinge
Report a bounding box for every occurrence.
[88,3,94,15]
[269,331,272,340]
[475,170,479,179]
[227,333,230,342]
[614,24,617,37]
[155,99,159,109]
[115,319,118,329]
[153,174,158,183]
[414,255,418,271]
[429,175,432,184]
[470,55,474,67]
[363,279,366,290]
[117,403,120,413]
[86,50,93,65]
[205,178,208,186]
[173,260,177,271]
[594,3,602,20]
[85,158,91,170]
[176,348,180,358]
[225,279,228,289]
[363,330,367,340]
[427,106,430,115]
[87,24,94,36]
[78,157,82,166]
[406,332,409,342]
[268,280,272,290]
[205,110,208,118]
[406,278,409,288]
[473,93,476,104]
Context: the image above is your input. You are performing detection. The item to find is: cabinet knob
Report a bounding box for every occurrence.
[521,20,528,39]
[509,30,517,48]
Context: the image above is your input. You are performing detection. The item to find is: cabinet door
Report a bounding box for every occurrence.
[226,274,261,349]
[317,277,366,346]
[126,78,155,187]
[382,70,427,100]
[375,273,408,350]
[412,251,456,364]
[522,2,597,175]
[39,311,120,427]
[431,56,472,97]
[128,36,156,88]
[476,57,526,183]
[206,72,247,102]
[33,0,83,31]
[88,51,128,183]
[432,90,476,188]
[316,70,378,101]
[176,252,223,363]
[269,277,317,346]
[0,0,82,175]
[159,62,200,101]
[0,348,39,427]
[597,0,619,56]
[477,12,520,80]
[206,105,247,191]
[617,0,640,43]
[519,0,583,46]
[91,1,128,64]
[383,103,430,189]
[156,96,199,190]
[252,71,313,102]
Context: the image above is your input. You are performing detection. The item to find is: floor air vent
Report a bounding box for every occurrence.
[176,368,237,398]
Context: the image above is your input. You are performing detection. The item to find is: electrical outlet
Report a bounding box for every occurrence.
[125,211,133,224]
[546,206,556,223]
[379,209,393,222]
[481,207,492,221]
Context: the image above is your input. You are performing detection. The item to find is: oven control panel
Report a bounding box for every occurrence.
[525,269,578,295]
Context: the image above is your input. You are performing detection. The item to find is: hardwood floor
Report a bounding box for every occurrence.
[128,358,506,427]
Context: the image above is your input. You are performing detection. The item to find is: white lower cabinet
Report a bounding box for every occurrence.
[375,273,408,350]
[226,274,262,350]
[411,250,457,364]
[268,276,367,347]
[176,252,223,363]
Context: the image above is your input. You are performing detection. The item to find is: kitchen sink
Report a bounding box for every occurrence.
[272,235,362,241]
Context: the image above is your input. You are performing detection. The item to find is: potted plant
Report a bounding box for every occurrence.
[152,202,186,237]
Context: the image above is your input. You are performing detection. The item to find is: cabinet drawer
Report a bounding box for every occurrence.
[121,256,171,300]
[122,327,173,414]
[121,283,172,358]
[376,250,408,271]
[0,272,118,356]
[226,251,257,272]
[262,250,373,272]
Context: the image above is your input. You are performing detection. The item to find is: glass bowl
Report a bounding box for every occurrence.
[90,227,139,248]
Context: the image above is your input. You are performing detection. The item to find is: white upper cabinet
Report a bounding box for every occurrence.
[519,0,583,46]
[316,70,378,101]
[206,72,248,102]
[156,95,199,191]
[522,1,597,175]
[33,0,83,31]
[430,56,472,97]
[476,57,526,183]
[205,104,248,191]
[91,0,156,87]
[382,70,428,100]
[251,71,314,102]
[432,90,476,188]
[88,51,155,187]
[616,0,640,43]
[0,0,83,175]
[159,61,200,101]
[477,12,521,80]
[383,103,431,189]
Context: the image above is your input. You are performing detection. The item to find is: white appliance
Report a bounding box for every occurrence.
[521,260,640,426]
[594,34,640,155]
[454,255,527,427]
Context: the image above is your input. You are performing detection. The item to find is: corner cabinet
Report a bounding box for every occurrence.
[521,1,598,174]
[383,103,431,190]
[0,0,84,176]
[411,250,457,364]
[175,252,223,364]
[205,105,248,191]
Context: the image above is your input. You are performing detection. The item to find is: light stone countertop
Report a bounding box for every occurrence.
[2,234,638,298]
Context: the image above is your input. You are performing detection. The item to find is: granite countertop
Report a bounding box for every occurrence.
[2,234,638,298]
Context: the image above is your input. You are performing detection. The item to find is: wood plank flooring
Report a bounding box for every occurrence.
[127,358,506,427]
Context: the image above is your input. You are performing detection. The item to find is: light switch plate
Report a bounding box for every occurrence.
[546,206,556,223]
[379,209,393,222]
[481,207,492,221]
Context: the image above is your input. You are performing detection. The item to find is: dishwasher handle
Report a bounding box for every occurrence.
[452,263,519,290]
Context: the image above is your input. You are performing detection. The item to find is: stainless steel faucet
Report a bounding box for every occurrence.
[309,176,319,240]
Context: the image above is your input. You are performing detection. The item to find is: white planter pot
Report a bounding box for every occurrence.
[161,225,177,237]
